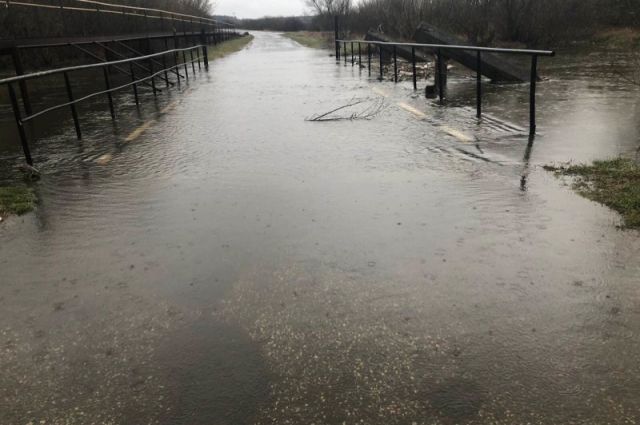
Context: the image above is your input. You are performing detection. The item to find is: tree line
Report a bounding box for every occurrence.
[268,0,640,47]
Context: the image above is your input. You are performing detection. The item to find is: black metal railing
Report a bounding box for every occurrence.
[2,0,236,36]
[1,44,209,166]
[335,38,555,135]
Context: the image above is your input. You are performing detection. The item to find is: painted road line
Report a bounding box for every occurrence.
[397,102,427,119]
[95,153,113,165]
[124,120,155,143]
[442,126,475,143]
[160,100,178,114]
[372,87,389,97]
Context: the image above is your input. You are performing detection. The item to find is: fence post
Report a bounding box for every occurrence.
[63,72,82,140]
[367,43,371,76]
[436,48,444,102]
[358,42,361,68]
[379,45,383,80]
[351,42,354,66]
[393,45,398,83]
[201,30,209,70]
[129,62,140,105]
[334,15,340,61]
[529,54,538,135]
[7,83,33,166]
[102,67,115,119]
[11,47,32,116]
[476,51,482,118]
[412,46,417,90]
[344,42,347,65]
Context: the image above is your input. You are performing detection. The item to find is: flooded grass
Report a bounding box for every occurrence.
[282,31,334,50]
[545,158,640,228]
[207,34,254,60]
[0,186,36,217]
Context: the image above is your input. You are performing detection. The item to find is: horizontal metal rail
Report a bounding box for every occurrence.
[0,46,200,85]
[336,39,555,57]
[3,0,236,28]
[4,44,210,166]
[334,37,554,135]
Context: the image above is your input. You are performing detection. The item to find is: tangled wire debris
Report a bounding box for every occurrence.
[306,97,386,122]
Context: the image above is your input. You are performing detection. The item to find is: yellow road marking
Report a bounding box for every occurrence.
[397,102,427,119]
[95,153,113,165]
[371,87,389,97]
[442,126,475,143]
[160,100,178,114]
[124,119,155,143]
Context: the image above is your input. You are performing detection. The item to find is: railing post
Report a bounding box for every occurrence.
[529,54,538,135]
[7,83,33,166]
[129,62,139,105]
[148,57,157,96]
[358,42,362,68]
[102,67,115,120]
[182,49,189,79]
[367,43,371,76]
[351,42,354,66]
[189,48,196,73]
[344,42,347,65]
[436,48,444,102]
[379,45,383,80]
[11,47,32,116]
[393,45,398,83]
[201,30,209,70]
[412,46,417,90]
[334,15,340,61]
[476,51,482,118]
[62,72,81,140]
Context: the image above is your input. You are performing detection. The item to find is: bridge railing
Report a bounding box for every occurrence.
[0,44,208,166]
[335,38,555,135]
[1,0,236,39]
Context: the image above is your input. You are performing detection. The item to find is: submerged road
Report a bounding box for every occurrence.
[1,32,640,424]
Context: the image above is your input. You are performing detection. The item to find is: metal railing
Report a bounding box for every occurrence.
[1,0,236,36]
[335,38,555,135]
[1,44,209,166]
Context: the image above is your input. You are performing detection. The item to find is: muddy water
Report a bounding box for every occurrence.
[1,32,640,424]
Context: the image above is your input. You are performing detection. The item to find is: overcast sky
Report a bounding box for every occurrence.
[216,0,308,19]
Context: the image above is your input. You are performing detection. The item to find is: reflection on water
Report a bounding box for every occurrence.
[1,32,640,424]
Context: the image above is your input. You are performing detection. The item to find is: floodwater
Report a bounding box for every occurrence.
[1,31,640,424]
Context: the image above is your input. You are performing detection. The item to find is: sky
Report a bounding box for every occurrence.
[215,0,308,19]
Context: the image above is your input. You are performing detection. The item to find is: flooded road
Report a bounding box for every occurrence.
[1,31,640,424]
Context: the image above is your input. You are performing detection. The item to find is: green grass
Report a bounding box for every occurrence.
[283,31,335,50]
[544,158,640,228]
[0,186,37,217]
[207,34,254,60]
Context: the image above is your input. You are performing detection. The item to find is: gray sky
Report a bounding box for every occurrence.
[216,0,308,19]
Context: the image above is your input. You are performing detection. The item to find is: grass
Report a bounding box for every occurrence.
[544,158,640,228]
[0,186,37,217]
[207,34,254,60]
[592,27,640,49]
[283,31,335,50]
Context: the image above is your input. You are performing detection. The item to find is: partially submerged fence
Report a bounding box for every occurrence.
[0,43,208,166]
[334,36,554,135]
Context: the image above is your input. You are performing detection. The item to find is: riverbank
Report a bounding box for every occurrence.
[207,34,254,60]
[545,158,640,229]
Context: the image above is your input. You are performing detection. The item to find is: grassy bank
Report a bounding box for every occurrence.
[0,186,36,218]
[207,34,254,60]
[544,158,640,229]
[283,31,335,50]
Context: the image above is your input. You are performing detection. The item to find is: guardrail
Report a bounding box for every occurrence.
[335,38,555,135]
[1,44,208,166]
